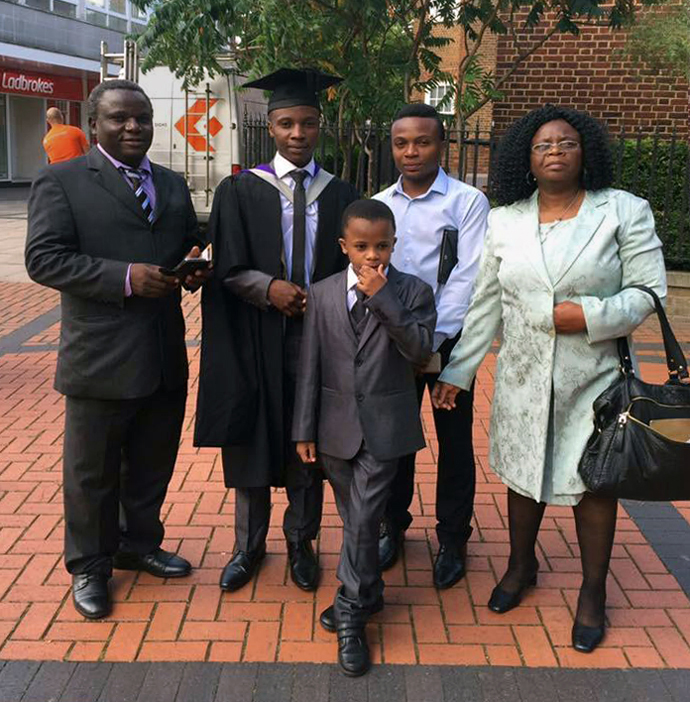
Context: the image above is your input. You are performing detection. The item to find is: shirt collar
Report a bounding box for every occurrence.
[273,151,317,180]
[393,166,448,200]
[97,143,152,176]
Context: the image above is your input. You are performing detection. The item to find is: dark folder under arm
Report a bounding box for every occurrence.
[437,228,459,285]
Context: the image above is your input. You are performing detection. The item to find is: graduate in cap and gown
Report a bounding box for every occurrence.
[195,68,359,593]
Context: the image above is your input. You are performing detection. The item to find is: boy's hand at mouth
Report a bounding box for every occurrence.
[357,264,387,297]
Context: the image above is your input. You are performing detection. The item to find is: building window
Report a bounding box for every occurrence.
[109,0,126,15]
[25,0,52,10]
[84,8,108,27]
[426,83,454,115]
[53,0,77,17]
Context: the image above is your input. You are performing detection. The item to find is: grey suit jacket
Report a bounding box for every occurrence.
[292,266,437,461]
[25,147,200,400]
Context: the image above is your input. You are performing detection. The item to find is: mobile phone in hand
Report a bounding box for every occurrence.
[160,258,210,279]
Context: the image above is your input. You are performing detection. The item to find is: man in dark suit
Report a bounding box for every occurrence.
[25,79,208,620]
[293,199,436,676]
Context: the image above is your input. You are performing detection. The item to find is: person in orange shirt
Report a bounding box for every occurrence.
[43,107,90,164]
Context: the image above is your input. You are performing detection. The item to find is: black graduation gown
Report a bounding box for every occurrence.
[194,170,359,488]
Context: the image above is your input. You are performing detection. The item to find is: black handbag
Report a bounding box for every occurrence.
[578,285,690,501]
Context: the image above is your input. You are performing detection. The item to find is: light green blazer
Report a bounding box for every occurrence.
[440,188,667,501]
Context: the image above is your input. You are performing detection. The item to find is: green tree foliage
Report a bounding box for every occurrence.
[624,1,690,80]
[131,0,653,124]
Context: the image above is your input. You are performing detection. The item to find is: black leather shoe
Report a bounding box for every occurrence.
[320,599,384,633]
[287,540,319,591]
[113,548,191,578]
[572,620,605,653]
[219,546,266,591]
[488,572,538,614]
[337,623,370,677]
[378,523,404,571]
[433,543,467,589]
[72,573,111,620]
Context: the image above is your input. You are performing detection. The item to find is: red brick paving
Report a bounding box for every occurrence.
[0,282,689,668]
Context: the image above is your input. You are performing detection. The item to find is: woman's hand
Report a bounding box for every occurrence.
[553,301,587,334]
[431,381,461,411]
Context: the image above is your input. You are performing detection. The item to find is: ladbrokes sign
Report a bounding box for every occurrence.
[0,68,84,101]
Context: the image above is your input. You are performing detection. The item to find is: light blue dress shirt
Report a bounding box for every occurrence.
[273,151,319,287]
[373,168,489,350]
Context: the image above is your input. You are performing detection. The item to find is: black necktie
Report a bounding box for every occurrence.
[290,169,307,288]
[350,288,367,327]
[119,167,154,223]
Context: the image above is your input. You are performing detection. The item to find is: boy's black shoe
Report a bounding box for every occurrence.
[219,545,266,591]
[287,540,319,591]
[319,598,384,633]
[433,543,467,589]
[337,623,370,677]
[378,522,404,571]
[72,573,111,619]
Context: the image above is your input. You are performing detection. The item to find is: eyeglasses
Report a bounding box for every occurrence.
[531,140,581,154]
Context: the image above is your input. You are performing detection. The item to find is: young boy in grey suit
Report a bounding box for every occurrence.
[293,199,437,676]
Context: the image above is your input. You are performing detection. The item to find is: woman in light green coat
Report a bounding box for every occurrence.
[432,106,667,654]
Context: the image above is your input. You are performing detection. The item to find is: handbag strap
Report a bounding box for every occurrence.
[622,284,689,380]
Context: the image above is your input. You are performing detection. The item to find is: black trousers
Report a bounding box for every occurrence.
[384,332,476,546]
[63,384,187,575]
[229,318,323,553]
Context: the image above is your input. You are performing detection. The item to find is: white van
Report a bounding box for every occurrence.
[102,41,267,223]
[139,64,266,222]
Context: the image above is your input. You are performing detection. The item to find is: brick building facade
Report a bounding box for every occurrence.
[419,8,688,139]
[491,12,688,137]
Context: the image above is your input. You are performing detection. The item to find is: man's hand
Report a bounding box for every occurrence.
[296,441,317,464]
[357,264,388,297]
[182,245,214,291]
[130,264,179,298]
[268,280,307,316]
[431,381,461,411]
[553,301,587,334]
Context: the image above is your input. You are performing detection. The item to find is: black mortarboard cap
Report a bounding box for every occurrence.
[243,68,342,112]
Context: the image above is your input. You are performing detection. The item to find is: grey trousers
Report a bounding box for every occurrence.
[321,446,398,624]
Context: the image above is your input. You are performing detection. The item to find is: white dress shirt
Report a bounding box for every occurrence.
[374,167,489,350]
[273,151,319,287]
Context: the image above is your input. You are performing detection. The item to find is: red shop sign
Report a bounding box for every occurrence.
[0,69,84,101]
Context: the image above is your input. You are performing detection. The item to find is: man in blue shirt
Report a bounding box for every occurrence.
[373,103,489,588]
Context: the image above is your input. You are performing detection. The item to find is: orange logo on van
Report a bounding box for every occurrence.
[175,99,223,152]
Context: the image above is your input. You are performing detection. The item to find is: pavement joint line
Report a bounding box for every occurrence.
[0,305,61,356]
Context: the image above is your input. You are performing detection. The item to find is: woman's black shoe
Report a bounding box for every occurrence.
[487,573,537,614]
[572,620,605,653]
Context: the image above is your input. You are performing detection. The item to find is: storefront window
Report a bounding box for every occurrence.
[0,96,8,181]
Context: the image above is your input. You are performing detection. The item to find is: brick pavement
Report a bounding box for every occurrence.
[0,280,688,679]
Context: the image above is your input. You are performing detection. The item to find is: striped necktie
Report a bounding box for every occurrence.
[119,166,154,223]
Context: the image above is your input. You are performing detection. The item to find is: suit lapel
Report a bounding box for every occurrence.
[331,269,358,346]
[356,266,403,352]
[550,190,608,287]
[514,193,553,292]
[87,147,150,226]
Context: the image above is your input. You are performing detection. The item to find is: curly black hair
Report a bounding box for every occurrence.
[491,104,613,206]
